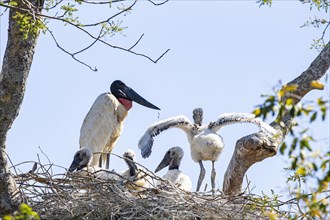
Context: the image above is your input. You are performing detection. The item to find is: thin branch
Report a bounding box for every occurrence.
[0,0,170,67]
[80,0,124,5]
[45,0,64,11]
[0,6,8,16]
[128,33,144,51]
[78,0,137,27]
[46,28,98,71]
[147,0,169,6]
[321,21,330,42]
[73,25,105,56]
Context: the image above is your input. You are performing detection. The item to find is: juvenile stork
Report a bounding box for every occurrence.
[80,80,160,169]
[139,108,276,194]
[120,149,153,191]
[68,147,119,180]
[155,146,192,192]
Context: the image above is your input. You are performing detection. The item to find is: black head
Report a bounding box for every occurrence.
[110,80,160,110]
[193,108,203,126]
[68,147,93,172]
[123,150,138,177]
[155,146,184,172]
[110,80,128,100]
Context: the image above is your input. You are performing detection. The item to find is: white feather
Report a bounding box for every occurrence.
[210,113,276,136]
[120,150,154,189]
[158,170,192,192]
[74,166,120,180]
[79,93,127,167]
[139,109,277,192]
[138,115,192,158]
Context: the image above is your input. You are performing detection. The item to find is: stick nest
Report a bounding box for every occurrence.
[11,161,280,220]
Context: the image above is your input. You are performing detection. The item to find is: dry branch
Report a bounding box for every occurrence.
[223,41,330,196]
[10,160,294,219]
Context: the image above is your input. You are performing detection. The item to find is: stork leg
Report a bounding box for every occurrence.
[98,153,103,168]
[196,160,206,192]
[105,153,110,170]
[211,161,216,196]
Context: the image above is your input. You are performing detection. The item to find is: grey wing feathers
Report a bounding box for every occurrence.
[209,113,276,136]
[138,116,191,158]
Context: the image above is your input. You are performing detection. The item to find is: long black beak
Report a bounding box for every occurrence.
[68,157,80,172]
[123,87,160,110]
[155,152,171,173]
[124,155,138,176]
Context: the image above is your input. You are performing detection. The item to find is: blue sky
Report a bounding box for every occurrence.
[1,1,329,195]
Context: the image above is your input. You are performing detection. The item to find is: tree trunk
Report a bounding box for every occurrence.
[0,0,44,215]
[223,41,330,196]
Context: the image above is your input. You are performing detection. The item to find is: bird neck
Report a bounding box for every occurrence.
[116,101,128,122]
[169,165,179,170]
[169,160,181,170]
[118,98,132,111]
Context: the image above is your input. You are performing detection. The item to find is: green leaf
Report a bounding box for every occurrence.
[279,142,287,155]
[300,139,312,151]
[310,111,317,122]
[252,108,261,117]
[312,162,318,171]
[291,157,298,170]
[299,128,309,135]
[320,159,329,171]
[289,106,296,117]
[301,107,312,116]
[291,138,298,150]
[296,166,306,176]
[317,97,326,106]
[320,105,327,121]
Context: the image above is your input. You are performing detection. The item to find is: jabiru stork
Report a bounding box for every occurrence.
[138,108,276,194]
[155,146,192,192]
[79,80,160,169]
[68,147,119,180]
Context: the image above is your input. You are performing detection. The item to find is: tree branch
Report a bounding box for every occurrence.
[47,28,98,71]
[223,41,330,196]
[0,0,170,70]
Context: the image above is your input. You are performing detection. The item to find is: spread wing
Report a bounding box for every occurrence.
[209,113,276,136]
[138,115,192,158]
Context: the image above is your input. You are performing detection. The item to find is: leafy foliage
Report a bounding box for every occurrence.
[3,203,40,220]
[256,0,272,7]
[252,80,330,219]
[258,0,330,51]
[11,11,46,40]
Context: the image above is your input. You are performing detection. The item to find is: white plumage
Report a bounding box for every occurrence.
[80,93,127,168]
[155,146,192,192]
[79,80,160,169]
[139,108,276,193]
[120,149,154,191]
[160,170,192,192]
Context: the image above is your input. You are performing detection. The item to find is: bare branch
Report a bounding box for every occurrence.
[147,0,169,6]
[0,0,170,68]
[79,1,137,27]
[44,0,64,11]
[0,6,9,16]
[47,28,98,71]
[80,0,124,5]
[128,33,144,51]
[321,21,330,43]
[73,25,106,56]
